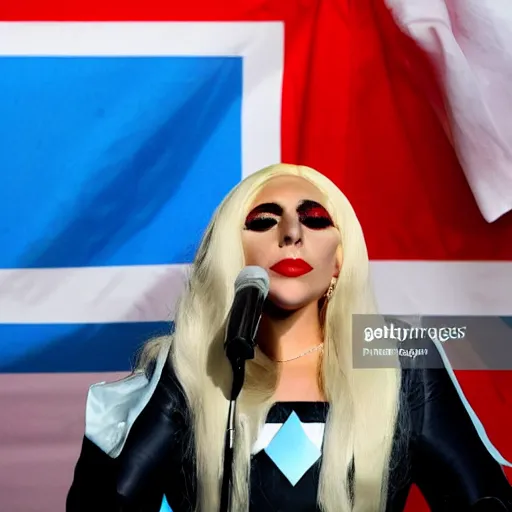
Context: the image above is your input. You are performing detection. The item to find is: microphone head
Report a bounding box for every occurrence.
[234,266,270,296]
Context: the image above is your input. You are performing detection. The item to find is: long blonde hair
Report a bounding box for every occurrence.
[138,163,403,511]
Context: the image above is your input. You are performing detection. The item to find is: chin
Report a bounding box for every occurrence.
[266,290,313,312]
[267,299,304,312]
[266,279,324,311]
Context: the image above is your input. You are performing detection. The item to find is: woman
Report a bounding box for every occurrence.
[67,163,512,511]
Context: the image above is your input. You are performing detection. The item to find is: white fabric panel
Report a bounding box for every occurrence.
[251,422,325,455]
[85,343,170,457]
[370,261,512,315]
[0,261,511,323]
[385,0,512,222]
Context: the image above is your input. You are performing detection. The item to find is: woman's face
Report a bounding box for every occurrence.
[242,175,342,311]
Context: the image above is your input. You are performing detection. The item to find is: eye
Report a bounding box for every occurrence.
[244,216,278,232]
[299,206,334,230]
[301,216,334,229]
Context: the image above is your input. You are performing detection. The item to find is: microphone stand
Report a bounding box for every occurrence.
[220,337,255,512]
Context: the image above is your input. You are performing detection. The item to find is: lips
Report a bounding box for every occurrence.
[270,258,313,277]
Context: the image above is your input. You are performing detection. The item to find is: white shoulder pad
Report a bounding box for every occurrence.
[84,343,170,458]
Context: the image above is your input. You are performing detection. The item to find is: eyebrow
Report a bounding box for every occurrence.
[247,199,326,217]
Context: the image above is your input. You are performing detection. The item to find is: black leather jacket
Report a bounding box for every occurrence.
[66,339,512,512]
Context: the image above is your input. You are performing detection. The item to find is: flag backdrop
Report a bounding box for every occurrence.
[1,1,511,511]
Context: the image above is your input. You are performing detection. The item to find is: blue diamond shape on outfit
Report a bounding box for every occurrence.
[264,411,322,486]
[159,495,172,512]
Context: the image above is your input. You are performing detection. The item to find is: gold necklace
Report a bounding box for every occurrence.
[274,343,324,363]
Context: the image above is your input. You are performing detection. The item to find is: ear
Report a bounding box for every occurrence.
[334,244,343,278]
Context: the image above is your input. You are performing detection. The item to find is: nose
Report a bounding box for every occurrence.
[278,214,303,248]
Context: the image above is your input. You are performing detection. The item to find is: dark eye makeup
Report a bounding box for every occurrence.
[298,201,334,229]
[244,200,334,231]
[244,216,278,231]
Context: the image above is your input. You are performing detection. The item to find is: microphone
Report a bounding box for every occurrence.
[224,266,270,365]
[220,267,269,511]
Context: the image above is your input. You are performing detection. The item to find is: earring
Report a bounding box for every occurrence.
[325,277,337,301]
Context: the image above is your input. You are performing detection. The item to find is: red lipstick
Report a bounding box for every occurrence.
[270,258,313,277]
